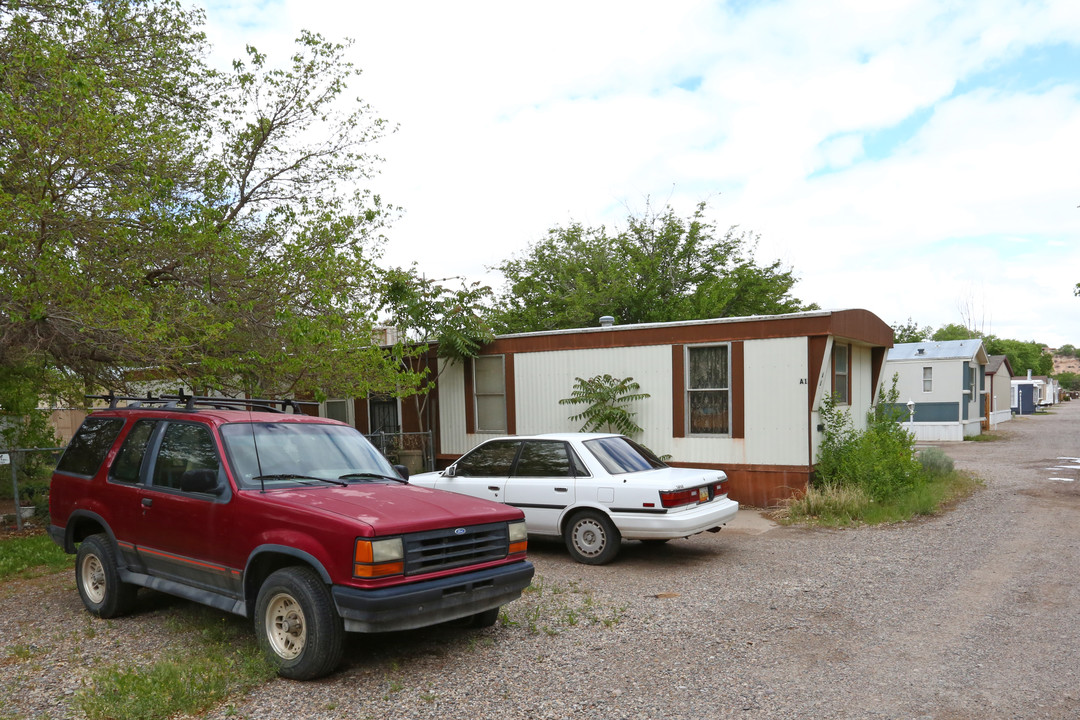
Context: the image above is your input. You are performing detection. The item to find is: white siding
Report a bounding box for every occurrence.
[742,337,810,466]
[513,346,672,450]
[436,358,468,454]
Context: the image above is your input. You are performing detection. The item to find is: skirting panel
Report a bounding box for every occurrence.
[669,462,811,508]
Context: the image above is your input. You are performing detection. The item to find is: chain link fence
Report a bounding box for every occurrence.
[2,446,64,532]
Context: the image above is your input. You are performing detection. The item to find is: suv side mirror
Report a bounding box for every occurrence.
[393,464,410,481]
[180,468,224,495]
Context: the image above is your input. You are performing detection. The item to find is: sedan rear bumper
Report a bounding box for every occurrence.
[610,497,739,539]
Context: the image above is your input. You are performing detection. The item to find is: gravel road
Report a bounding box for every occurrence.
[3,402,1078,719]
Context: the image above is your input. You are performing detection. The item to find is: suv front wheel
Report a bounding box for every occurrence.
[255,566,345,680]
[76,534,137,618]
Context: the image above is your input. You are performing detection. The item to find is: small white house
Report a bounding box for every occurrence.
[885,339,989,441]
[429,309,894,506]
[1011,371,1058,413]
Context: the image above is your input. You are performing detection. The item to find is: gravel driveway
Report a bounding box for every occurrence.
[3,402,1079,719]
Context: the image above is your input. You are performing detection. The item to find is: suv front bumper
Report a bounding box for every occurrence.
[332,560,535,633]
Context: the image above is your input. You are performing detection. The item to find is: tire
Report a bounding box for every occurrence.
[469,606,501,628]
[563,510,621,565]
[75,534,137,619]
[255,567,344,680]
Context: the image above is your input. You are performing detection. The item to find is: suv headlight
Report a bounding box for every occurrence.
[354,537,404,578]
[508,520,528,555]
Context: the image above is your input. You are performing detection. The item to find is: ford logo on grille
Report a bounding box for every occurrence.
[454,528,467,535]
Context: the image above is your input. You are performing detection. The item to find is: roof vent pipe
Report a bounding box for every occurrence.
[599,315,615,328]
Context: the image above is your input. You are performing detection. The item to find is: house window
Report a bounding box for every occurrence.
[322,398,353,426]
[474,355,507,433]
[686,345,730,435]
[922,367,932,393]
[832,344,849,404]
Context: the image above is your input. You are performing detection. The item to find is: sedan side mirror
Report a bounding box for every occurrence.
[444,465,457,478]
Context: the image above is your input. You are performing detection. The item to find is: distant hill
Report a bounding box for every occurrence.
[1053,353,1080,375]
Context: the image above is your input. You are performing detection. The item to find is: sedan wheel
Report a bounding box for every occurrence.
[564,510,621,565]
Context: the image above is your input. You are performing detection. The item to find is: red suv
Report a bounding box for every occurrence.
[49,394,534,680]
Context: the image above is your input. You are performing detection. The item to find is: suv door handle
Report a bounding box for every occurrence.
[141,498,153,507]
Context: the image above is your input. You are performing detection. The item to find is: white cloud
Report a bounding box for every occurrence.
[199,0,1080,346]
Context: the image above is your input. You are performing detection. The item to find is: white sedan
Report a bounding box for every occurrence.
[410,433,738,565]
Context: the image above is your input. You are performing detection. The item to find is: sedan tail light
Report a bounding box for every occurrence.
[660,488,703,508]
[713,479,730,497]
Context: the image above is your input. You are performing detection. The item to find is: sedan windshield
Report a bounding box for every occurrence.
[221,422,399,489]
[583,436,668,475]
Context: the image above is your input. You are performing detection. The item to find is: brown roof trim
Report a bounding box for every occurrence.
[479,309,893,355]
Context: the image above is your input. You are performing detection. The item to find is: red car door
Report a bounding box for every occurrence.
[135,420,244,599]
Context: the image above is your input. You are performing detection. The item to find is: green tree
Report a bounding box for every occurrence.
[558,375,650,436]
[983,337,1053,376]
[377,266,495,431]
[891,318,931,343]
[931,323,981,341]
[488,202,815,333]
[1,0,400,405]
[1056,372,1080,392]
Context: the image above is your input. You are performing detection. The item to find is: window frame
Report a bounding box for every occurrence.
[922,366,932,393]
[321,398,354,426]
[832,343,850,405]
[685,343,732,437]
[473,354,507,433]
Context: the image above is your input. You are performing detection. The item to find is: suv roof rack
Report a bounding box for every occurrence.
[88,391,318,414]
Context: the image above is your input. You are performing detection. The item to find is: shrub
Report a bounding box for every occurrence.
[917,447,954,476]
[814,376,923,501]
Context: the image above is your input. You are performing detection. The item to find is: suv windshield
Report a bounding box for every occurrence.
[583,436,668,475]
[221,422,399,489]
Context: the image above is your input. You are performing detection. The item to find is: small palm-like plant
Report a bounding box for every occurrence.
[558,374,650,435]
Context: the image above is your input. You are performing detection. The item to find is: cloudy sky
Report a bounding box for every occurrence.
[201,0,1080,347]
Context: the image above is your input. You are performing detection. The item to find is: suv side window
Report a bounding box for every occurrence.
[55,418,125,477]
[151,422,222,492]
[109,420,159,484]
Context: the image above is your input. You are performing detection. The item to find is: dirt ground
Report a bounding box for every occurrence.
[3,403,1079,719]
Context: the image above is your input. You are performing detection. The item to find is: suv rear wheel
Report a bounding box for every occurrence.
[76,534,137,618]
[255,566,344,680]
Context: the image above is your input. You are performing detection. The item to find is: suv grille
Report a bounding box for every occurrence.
[403,522,508,575]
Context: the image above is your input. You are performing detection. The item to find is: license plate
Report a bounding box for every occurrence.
[698,487,709,503]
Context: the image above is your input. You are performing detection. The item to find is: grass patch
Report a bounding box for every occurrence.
[778,470,981,527]
[0,531,72,580]
[75,607,276,720]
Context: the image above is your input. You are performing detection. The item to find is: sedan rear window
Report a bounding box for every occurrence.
[583,436,667,475]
